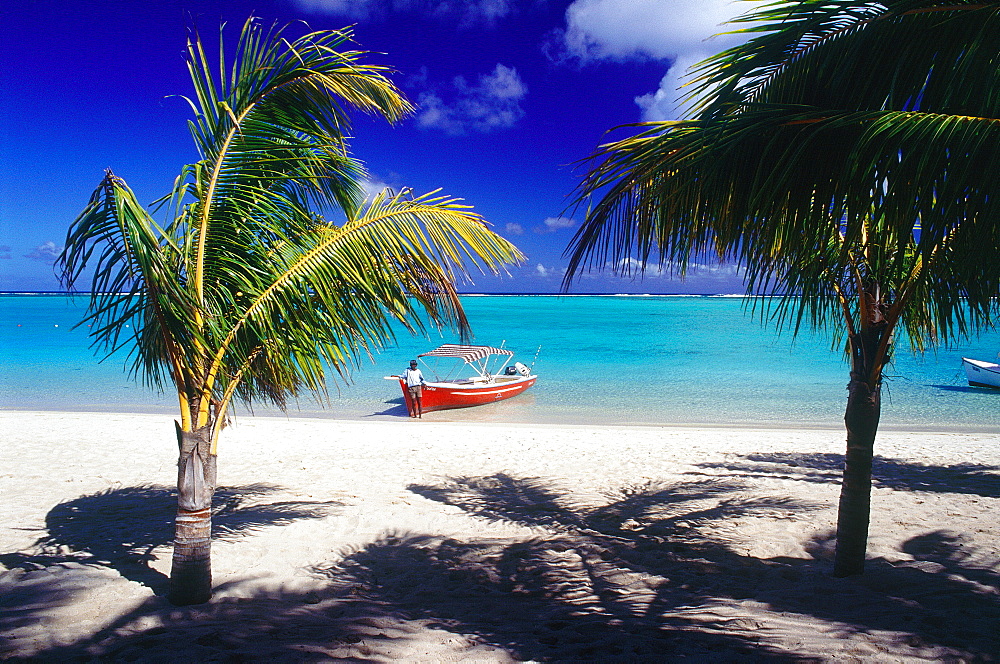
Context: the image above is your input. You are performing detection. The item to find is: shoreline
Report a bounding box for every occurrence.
[8,293,1000,436]
[4,406,1000,435]
[2,410,998,661]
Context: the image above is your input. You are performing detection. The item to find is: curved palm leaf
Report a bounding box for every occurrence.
[57,16,523,607]
[564,0,1000,577]
[183,19,412,311]
[200,188,523,433]
[60,173,199,409]
[59,18,523,434]
[567,0,1000,349]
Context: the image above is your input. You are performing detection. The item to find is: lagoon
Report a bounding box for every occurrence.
[2,293,998,431]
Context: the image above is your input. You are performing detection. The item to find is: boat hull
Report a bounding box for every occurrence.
[962,357,1000,389]
[398,375,537,413]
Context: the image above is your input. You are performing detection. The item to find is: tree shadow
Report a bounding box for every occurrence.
[404,473,999,659]
[0,574,384,663]
[900,530,1000,598]
[796,529,1000,655]
[6,475,998,661]
[8,532,799,663]
[312,532,802,661]
[0,484,341,596]
[693,452,1000,497]
[0,562,95,658]
[396,473,829,659]
[409,472,816,542]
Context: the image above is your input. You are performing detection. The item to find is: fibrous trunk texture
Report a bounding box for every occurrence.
[168,421,217,605]
[834,330,883,577]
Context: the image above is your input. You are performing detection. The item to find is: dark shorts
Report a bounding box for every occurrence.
[408,385,423,397]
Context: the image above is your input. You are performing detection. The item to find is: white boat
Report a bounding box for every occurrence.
[386,344,538,413]
[961,357,1000,389]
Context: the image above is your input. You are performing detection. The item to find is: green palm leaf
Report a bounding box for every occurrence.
[59,16,523,436]
[565,0,1000,577]
[57,16,522,606]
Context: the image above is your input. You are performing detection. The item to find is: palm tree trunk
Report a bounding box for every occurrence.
[833,330,883,577]
[168,421,217,605]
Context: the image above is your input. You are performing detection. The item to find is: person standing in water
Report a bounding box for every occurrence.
[402,359,426,418]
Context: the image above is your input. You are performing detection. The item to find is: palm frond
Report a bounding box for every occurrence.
[200,188,524,411]
[61,19,523,434]
[58,172,204,400]
[568,0,1000,348]
[184,18,413,309]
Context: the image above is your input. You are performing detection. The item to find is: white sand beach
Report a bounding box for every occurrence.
[1,410,998,662]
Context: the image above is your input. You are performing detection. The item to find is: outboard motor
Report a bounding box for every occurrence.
[514,361,530,376]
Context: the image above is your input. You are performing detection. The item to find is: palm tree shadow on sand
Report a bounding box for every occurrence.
[397,472,999,659]
[4,473,998,661]
[6,476,808,661]
[692,452,1000,497]
[0,484,341,596]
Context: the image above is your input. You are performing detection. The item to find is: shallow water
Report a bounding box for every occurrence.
[2,293,998,431]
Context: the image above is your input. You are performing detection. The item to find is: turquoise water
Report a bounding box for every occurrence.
[2,293,999,431]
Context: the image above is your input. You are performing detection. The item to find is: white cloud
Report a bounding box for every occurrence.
[416,64,527,135]
[479,63,527,99]
[532,263,569,281]
[610,256,653,275]
[559,256,747,293]
[561,0,741,61]
[361,176,395,201]
[505,222,524,235]
[24,241,61,263]
[292,0,513,26]
[607,256,746,282]
[556,0,764,120]
[535,216,575,233]
[634,54,703,121]
[293,0,368,18]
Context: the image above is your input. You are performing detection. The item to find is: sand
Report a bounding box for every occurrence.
[0,410,998,662]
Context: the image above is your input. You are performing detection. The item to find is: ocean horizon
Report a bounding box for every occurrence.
[2,292,998,432]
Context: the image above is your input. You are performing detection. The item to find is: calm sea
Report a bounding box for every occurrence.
[2,293,998,431]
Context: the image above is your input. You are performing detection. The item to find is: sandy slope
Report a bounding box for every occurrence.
[1,410,998,662]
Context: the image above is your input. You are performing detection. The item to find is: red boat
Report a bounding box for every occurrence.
[387,344,538,414]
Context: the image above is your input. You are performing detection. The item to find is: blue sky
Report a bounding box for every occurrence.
[0,0,754,294]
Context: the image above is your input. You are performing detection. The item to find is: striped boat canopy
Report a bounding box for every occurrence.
[418,344,513,363]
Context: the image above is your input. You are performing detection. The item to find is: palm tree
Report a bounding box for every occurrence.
[58,18,523,605]
[564,0,1000,576]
